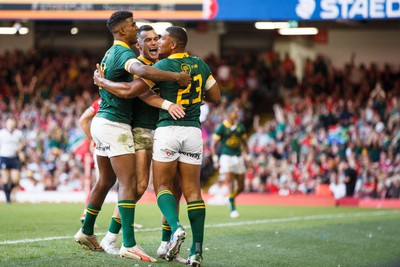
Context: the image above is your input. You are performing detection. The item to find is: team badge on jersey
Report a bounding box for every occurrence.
[181,63,191,74]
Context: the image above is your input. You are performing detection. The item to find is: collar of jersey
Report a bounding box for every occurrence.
[138,56,155,66]
[113,40,131,49]
[168,52,189,59]
[223,120,235,128]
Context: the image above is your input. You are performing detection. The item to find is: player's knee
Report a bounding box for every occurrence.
[136,183,148,199]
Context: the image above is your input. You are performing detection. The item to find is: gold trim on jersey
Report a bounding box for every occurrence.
[212,133,221,140]
[113,40,131,49]
[168,52,189,59]
[138,56,155,66]
[223,120,233,128]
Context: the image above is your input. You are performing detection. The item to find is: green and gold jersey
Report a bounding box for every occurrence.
[131,56,159,130]
[97,40,141,125]
[143,52,216,129]
[214,120,247,156]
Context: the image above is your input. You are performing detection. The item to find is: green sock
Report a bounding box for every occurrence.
[118,200,136,247]
[187,200,206,256]
[82,204,101,235]
[108,217,122,234]
[157,190,180,233]
[228,193,236,211]
[161,223,172,242]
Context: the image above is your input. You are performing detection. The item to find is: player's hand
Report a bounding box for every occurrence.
[176,71,191,86]
[93,63,104,87]
[212,154,219,170]
[168,103,186,120]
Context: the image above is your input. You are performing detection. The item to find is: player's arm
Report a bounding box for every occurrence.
[79,107,96,141]
[204,76,221,105]
[241,133,251,159]
[126,60,191,86]
[93,65,151,98]
[139,90,185,120]
[211,131,221,169]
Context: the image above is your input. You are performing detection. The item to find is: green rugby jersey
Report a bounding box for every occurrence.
[214,120,247,156]
[143,52,216,129]
[97,40,140,125]
[131,56,159,130]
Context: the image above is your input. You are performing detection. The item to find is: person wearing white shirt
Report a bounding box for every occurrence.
[329,170,346,200]
[0,118,25,203]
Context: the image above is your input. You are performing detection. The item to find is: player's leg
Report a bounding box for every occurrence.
[152,126,182,235]
[135,149,152,199]
[75,117,123,252]
[228,156,246,218]
[225,171,238,216]
[153,160,181,232]
[157,174,184,262]
[111,153,157,262]
[100,204,121,255]
[75,155,116,251]
[133,127,154,200]
[178,126,205,266]
[153,159,186,261]
[110,154,136,245]
[1,164,12,203]
[179,162,204,266]
[101,151,150,255]
[81,148,98,223]
[9,167,21,202]
[101,127,153,255]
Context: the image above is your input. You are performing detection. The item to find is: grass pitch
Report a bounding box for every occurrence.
[1,202,399,267]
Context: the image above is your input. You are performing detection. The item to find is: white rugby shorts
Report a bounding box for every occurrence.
[153,126,203,165]
[219,154,246,174]
[91,117,135,157]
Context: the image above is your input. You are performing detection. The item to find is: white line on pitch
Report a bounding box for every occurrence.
[1,210,399,245]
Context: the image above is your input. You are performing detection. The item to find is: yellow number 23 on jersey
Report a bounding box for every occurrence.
[176,74,202,105]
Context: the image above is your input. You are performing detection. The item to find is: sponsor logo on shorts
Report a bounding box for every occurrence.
[96,145,110,151]
[165,150,176,157]
[179,151,201,160]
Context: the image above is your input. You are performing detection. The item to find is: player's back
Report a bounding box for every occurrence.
[155,53,213,128]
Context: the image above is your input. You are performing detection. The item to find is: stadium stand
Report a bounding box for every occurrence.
[0,47,399,204]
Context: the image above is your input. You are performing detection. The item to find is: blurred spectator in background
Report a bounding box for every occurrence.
[0,118,26,203]
[1,46,400,202]
[207,176,229,205]
[329,170,345,200]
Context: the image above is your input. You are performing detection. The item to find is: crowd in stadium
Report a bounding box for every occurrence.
[1,47,400,200]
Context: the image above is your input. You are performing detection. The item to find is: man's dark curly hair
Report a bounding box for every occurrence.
[107,10,133,33]
[166,26,188,48]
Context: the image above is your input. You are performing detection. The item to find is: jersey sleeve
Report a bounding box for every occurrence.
[124,58,142,72]
[199,59,216,91]
[213,124,223,140]
[205,75,216,91]
[123,48,142,73]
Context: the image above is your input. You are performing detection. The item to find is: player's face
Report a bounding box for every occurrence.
[137,30,159,62]
[123,17,139,45]
[158,31,174,58]
[228,108,239,122]
[6,118,16,131]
